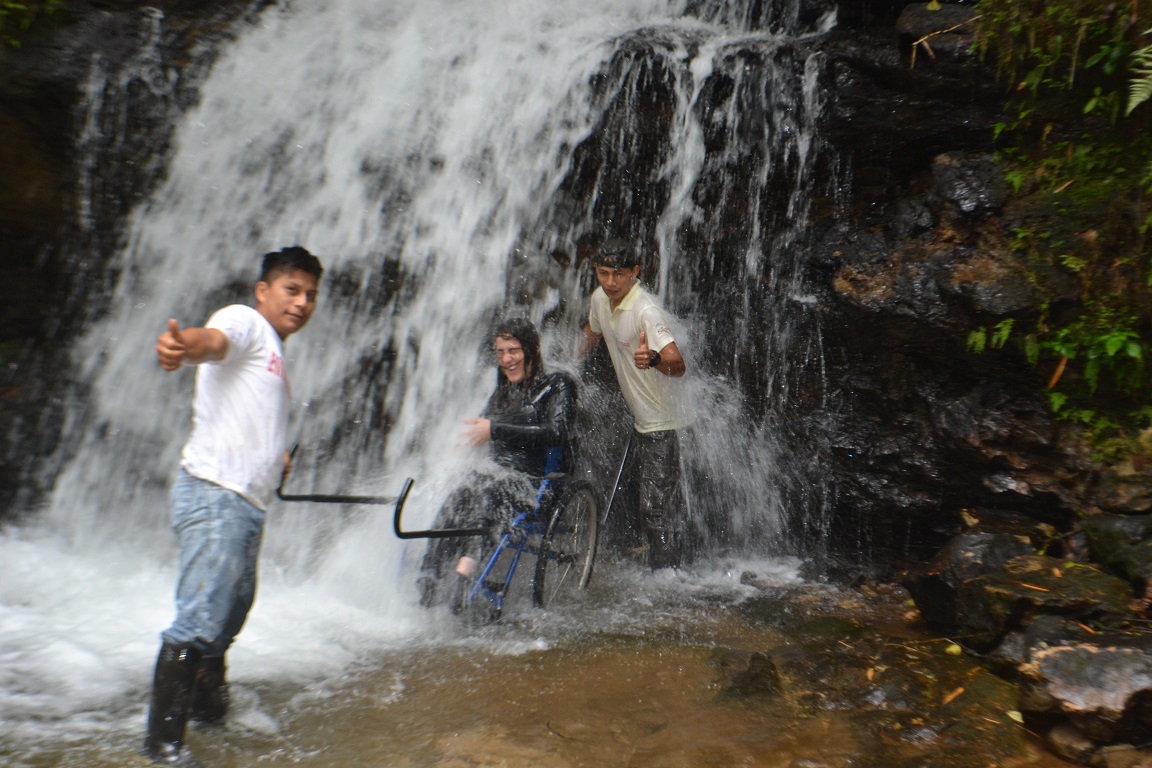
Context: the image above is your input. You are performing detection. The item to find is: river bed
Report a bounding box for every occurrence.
[4,557,1075,768]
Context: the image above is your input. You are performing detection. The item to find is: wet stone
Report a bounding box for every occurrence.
[1047,721,1097,764]
[1022,640,1152,744]
[711,649,782,700]
[931,151,1008,215]
[712,603,1032,768]
[1082,512,1152,587]
[954,555,1136,651]
[903,528,1036,628]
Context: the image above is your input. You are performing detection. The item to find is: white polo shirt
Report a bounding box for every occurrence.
[589,282,689,434]
[180,304,291,510]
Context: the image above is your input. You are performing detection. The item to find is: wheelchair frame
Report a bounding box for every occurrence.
[394,473,600,621]
[278,445,606,622]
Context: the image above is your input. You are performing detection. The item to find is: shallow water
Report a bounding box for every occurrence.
[1,555,1074,768]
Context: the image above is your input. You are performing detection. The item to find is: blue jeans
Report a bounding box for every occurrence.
[161,470,265,656]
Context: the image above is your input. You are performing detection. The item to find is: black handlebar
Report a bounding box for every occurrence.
[392,477,488,539]
[276,446,495,540]
[277,445,413,515]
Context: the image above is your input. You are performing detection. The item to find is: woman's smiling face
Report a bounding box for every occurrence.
[495,334,528,383]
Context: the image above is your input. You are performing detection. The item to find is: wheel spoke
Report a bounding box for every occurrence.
[533,482,599,609]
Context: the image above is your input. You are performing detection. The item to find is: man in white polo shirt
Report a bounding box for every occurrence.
[580,237,690,569]
[145,246,323,767]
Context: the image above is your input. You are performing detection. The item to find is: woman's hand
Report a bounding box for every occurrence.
[460,418,492,447]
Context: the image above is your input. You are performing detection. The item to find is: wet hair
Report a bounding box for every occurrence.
[260,246,324,284]
[492,316,543,387]
[592,237,639,269]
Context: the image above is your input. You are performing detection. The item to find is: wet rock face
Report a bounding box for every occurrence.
[0,0,269,520]
[808,7,1152,559]
[813,145,1107,554]
[805,3,1146,558]
[0,0,1143,578]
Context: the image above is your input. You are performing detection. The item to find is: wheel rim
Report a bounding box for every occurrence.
[535,484,598,608]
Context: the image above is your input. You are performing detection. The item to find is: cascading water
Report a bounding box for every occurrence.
[1,0,837,761]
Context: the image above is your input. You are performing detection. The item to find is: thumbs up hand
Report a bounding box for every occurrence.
[633,330,653,370]
[157,318,187,371]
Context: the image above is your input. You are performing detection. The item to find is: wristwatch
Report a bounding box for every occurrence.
[649,350,662,369]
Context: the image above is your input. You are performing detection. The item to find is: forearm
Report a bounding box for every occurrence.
[181,328,228,364]
[652,342,686,377]
[489,380,575,450]
[489,421,561,451]
[579,325,601,357]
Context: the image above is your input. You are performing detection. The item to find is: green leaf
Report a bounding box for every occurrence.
[1086,359,1101,392]
[1128,39,1152,116]
[967,328,988,354]
[992,318,1015,349]
[1106,335,1127,356]
[1025,334,1040,365]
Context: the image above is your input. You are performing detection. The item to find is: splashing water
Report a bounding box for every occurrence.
[0,0,836,759]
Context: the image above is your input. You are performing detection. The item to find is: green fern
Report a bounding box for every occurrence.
[967,327,988,354]
[1127,35,1152,116]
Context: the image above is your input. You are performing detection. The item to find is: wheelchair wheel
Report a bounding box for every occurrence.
[532,480,599,609]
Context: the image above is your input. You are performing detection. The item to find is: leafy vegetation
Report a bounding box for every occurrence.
[974,0,1152,456]
[0,0,60,49]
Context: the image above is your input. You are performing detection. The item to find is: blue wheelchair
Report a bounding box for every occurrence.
[392,449,600,622]
[278,446,600,622]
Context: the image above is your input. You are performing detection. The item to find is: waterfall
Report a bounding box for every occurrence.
[0,0,836,747]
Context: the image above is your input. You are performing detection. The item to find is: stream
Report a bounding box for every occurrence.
[2,550,1074,768]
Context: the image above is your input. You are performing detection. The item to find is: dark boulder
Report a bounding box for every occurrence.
[1081,512,1152,592]
[903,527,1036,628]
[955,555,1136,652]
[895,2,981,66]
[1021,639,1152,743]
[931,151,1008,216]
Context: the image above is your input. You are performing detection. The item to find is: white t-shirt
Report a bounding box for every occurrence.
[589,282,689,433]
[180,304,291,510]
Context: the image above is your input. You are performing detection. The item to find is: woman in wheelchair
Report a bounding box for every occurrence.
[417,316,577,610]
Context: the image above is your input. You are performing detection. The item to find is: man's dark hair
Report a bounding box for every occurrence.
[260,246,324,283]
[593,237,639,269]
[493,316,543,386]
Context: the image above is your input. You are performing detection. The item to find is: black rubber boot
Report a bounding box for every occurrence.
[143,642,204,767]
[190,655,228,724]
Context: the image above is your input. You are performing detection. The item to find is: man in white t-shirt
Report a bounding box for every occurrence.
[144,246,322,768]
[580,237,690,570]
